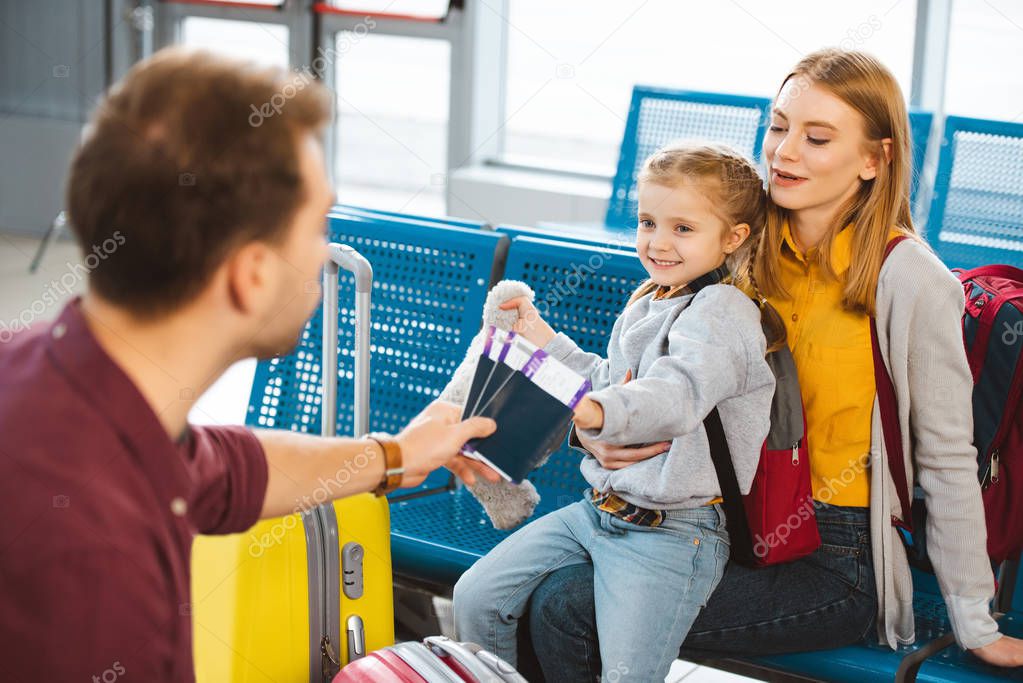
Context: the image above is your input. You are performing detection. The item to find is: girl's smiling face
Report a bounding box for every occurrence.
[636,180,748,288]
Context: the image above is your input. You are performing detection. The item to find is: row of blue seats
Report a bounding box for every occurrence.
[246,205,1020,682]
[599,86,1023,271]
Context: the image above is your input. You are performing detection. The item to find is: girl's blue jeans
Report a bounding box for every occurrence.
[453,496,729,683]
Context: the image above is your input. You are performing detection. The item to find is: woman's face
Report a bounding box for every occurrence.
[764,80,881,218]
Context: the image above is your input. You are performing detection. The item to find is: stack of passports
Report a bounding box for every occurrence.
[460,326,591,483]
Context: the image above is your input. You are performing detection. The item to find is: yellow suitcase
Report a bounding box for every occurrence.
[192,243,394,682]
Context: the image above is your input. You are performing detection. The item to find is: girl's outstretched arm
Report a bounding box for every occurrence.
[576,285,773,445]
[500,296,615,391]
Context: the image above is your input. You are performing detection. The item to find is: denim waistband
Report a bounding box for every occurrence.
[591,493,864,531]
[589,489,723,528]
[812,502,870,526]
[662,504,724,523]
[661,504,727,533]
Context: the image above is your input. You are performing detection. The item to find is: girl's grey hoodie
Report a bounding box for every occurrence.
[544,283,775,510]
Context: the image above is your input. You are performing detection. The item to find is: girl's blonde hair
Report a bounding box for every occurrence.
[754,48,922,316]
[628,141,788,353]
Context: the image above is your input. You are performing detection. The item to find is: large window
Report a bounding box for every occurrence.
[180,17,289,68]
[945,0,1023,120]
[177,12,291,427]
[501,0,916,175]
[332,32,450,216]
[166,0,1023,218]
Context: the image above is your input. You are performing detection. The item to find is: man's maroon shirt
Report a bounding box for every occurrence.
[0,300,268,681]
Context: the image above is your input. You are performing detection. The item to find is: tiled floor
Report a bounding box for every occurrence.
[1,231,760,682]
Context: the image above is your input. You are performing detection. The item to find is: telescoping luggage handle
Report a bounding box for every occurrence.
[423,636,529,682]
[316,243,373,681]
[322,242,373,439]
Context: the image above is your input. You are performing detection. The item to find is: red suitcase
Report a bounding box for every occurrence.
[334,636,528,683]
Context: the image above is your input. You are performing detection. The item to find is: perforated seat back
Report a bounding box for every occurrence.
[927,116,1023,270]
[606,87,771,229]
[246,213,505,451]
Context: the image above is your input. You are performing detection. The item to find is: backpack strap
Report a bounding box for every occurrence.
[704,407,756,566]
[955,264,1023,282]
[872,235,913,531]
[700,264,768,567]
[686,263,731,294]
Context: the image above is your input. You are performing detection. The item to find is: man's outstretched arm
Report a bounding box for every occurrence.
[256,400,498,519]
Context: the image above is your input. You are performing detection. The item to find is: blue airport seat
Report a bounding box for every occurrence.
[909,109,934,208]
[332,203,488,231]
[388,236,647,585]
[926,116,1023,271]
[605,86,772,230]
[495,223,636,252]
[245,211,507,499]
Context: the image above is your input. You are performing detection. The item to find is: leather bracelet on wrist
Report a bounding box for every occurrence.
[367,433,404,497]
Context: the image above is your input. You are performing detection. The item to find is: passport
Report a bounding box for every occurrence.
[460,327,590,483]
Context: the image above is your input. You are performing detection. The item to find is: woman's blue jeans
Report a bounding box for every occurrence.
[516,502,877,682]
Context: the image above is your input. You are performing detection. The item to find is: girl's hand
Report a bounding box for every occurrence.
[971,634,1023,667]
[573,397,604,431]
[579,434,671,470]
[498,296,556,348]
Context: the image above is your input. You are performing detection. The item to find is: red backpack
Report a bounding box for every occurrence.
[706,342,821,568]
[957,264,1023,561]
[879,239,1023,566]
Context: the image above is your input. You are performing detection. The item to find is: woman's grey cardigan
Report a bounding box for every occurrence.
[873,237,997,650]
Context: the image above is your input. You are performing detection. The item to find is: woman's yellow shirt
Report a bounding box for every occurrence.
[764,222,899,507]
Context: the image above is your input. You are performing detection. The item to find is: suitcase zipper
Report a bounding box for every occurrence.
[316,504,343,682]
[321,636,341,675]
[791,440,801,466]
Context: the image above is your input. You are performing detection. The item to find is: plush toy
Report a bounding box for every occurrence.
[437,279,554,530]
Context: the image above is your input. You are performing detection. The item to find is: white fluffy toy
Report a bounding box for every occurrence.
[436,279,558,530]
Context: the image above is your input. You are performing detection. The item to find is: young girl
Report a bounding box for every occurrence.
[453,142,787,682]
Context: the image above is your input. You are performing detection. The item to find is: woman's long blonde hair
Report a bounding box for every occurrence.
[629,141,788,352]
[750,48,922,316]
